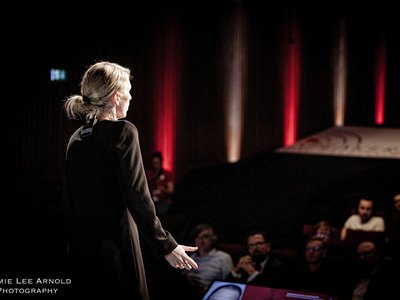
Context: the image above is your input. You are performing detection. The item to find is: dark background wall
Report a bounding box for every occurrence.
[4,0,399,283]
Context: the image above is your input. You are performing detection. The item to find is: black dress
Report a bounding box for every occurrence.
[65,119,178,299]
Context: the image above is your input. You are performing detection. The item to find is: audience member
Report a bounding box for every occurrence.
[387,193,400,261]
[225,230,286,287]
[311,220,346,262]
[182,224,234,298]
[348,240,397,299]
[340,197,385,241]
[312,220,337,243]
[145,151,174,214]
[285,236,349,298]
[393,193,400,212]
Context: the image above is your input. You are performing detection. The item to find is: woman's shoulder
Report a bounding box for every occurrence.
[96,119,138,134]
[117,119,138,134]
[91,120,140,148]
[119,119,137,129]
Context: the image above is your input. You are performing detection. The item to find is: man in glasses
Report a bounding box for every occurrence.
[286,236,348,297]
[350,240,397,299]
[225,230,286,287]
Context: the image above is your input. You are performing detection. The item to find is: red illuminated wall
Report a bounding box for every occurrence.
[153,20,181,171]
[283,15,301,147]
[375,35,386,125]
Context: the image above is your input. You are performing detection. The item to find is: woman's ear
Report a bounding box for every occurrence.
[110,92,120,106]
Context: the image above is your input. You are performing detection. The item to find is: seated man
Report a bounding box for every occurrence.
[340,197,385,241]
[182,224,234,297]
[348,240,397,299]
[225,230,286,288]
[285,236,349,298]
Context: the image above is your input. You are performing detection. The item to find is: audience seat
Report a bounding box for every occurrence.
[217,243,246,263]
[341,229,387,254]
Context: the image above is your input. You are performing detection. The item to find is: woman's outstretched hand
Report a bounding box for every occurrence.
[165,245,199,270]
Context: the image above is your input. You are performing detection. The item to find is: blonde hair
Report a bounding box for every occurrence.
[64,61,131,120]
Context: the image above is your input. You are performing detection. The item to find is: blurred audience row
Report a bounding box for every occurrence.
[176,193,400,299]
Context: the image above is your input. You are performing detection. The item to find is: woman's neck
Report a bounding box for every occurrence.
[96,107,117,120]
